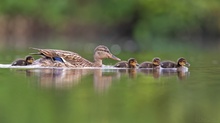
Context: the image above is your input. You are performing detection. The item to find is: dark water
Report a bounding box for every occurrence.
[0,50,220,123]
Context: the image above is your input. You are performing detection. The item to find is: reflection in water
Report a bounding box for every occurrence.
[26,68,119,93]
[161,68,190,80]
[117,68,137,78]
[177,71,190,80]
[26,68,92,88]
[93,69,118,93]
[24,67,190,91]
[139,68,190,80]
[139,69,161,79]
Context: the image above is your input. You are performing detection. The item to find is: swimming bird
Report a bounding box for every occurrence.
[30,45,121,67]
[114,58,138,68]
[161,57,190,68]
[11,56,34,66]
[139,57,161,69]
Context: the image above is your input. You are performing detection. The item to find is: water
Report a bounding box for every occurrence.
[0,51,220,123]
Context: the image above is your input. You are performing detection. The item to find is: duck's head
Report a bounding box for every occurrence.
[25,56,34,65]
[177,57,190,67]
[94,45,121,61]
[128,58,138,68]
[152,57,161,66]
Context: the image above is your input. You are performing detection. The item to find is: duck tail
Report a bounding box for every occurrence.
[29,52,42,55]
[29,47,41,50]
[29,47,43,55]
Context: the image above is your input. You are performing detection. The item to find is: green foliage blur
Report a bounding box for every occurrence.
[0,0,219,43]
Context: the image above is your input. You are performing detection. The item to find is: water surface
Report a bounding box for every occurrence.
[0,51,220,123]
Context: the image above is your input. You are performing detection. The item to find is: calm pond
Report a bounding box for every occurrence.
[0,49,220,123]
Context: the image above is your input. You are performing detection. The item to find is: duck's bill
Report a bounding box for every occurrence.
[110,55,121,61]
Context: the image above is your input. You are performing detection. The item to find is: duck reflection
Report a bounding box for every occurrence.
[128,69,137,78]
[177,71,190,80]
[116,68,137,78]
[139,69,161,79]
[26,68,119,92]
[161,68,190,80]
[26,68,92,88]
[22,67,189,90]
[93,69,118,93]
[139,68,190,80]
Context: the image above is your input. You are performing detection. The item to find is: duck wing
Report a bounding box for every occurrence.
[54,49,94,67]
[114,61,128,68]
[161,61,177,68]
[31,48,93,67]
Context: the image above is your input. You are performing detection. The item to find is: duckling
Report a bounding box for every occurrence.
[114,58,138,68]
[161,57,190,68]
[11,56,34,66]
[30,45,121,67]
[139,57,161,69]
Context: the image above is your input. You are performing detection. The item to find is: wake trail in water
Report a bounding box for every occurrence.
[0,64,188,72]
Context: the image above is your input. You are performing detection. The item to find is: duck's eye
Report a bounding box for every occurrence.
[99,49,110,53]
[105,50,110,53]
[180,60,185,63]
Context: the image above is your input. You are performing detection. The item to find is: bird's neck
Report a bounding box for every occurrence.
[153,64,159,68]
[176,63,182,67]
[93,57,102,67]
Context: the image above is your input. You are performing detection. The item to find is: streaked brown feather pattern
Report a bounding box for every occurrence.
[30,45,121,68]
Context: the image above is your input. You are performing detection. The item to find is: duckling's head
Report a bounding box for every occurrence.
[128,58,138,68]
[25,56,34,65]
[94,45,121,61]
[152,57,161,66]
[177,57,190,67]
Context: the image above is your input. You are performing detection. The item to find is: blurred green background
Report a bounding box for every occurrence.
[0,0,220,66]
[1,1,220,123]
[0,0,220,51]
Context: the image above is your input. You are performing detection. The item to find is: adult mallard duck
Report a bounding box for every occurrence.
[114,58,138,68]
[30,45,121,67]
[161,57,190,68]
[139,57,161,69]
[11,55,34,66]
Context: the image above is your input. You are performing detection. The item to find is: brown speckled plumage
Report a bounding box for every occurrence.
[11,56,34,66]
[114,58,138,68]
[161,57,190,68]
[30,45,121,67]
[139,57,161,69]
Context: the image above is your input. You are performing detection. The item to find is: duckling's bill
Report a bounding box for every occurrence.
[186,62,190,66]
